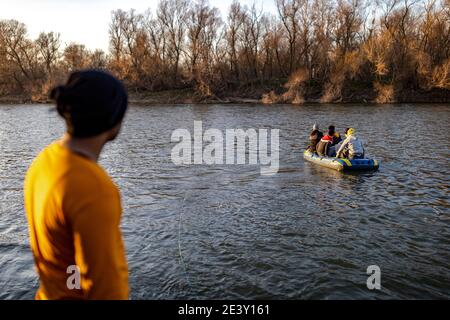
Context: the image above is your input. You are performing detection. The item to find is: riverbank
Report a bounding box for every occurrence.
[1,83,449,105]
[125,84,450,105]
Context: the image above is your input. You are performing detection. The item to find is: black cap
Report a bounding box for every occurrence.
[328,125,335,135]
[50,70,128,138]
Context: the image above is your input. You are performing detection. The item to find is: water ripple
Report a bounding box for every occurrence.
[0,103,449,299]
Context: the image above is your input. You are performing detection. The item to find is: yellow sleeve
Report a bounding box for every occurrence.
[71,193,129,300]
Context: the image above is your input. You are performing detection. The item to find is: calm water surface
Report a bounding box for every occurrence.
[0,103,449,299]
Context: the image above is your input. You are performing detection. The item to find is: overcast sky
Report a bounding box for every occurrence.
[0,0,277,52]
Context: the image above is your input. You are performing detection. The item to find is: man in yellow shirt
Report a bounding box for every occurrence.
[24,70,129,299]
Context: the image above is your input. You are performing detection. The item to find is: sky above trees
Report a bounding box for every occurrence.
[0,0,277,51]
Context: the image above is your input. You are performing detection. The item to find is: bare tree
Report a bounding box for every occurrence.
[109,9,127,74]
[89,49,108,69]
[276,0,301,73]
[0,20,36,83]
[186,0,222,75]
[241,3,263,80]
[35,32,60,74]
[226,1,246,80]
[157,0,189,83]
[63,43,89,71]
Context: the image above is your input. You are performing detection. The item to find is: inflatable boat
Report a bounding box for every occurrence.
[303,149,379,172]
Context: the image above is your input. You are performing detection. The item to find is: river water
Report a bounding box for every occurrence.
[0,103,449,299]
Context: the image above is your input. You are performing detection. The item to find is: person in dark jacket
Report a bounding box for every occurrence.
[308,123,323,153]
[328,125,342,145]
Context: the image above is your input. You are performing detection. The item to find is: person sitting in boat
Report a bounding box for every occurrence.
[308,123,323,153]
[336,128,365,159]
[322,125,341,157]
[316,134,333,157]
[334,127,349,156]
[328,125,342,145]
